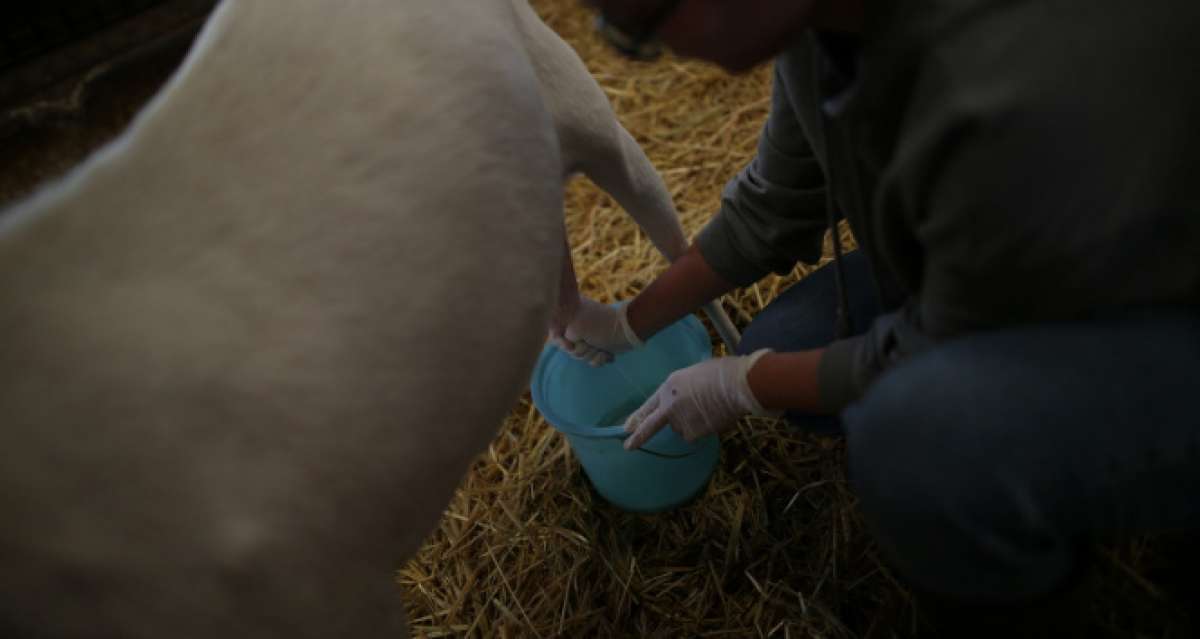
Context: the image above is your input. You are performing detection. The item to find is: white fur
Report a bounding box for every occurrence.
[0,1,734,636]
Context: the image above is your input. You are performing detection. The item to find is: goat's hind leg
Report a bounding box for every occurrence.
[514,0,740,350]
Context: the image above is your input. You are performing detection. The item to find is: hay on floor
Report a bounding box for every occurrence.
[0,2,1184,637]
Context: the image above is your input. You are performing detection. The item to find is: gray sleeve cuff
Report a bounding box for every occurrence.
[696,208,774,287]
[817,335,867,412]
[817,306,935,412]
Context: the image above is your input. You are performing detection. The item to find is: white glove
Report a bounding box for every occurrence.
[552,298,643,367]
[623,349,776,450]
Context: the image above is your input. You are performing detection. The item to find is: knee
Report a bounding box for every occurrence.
[845,340,1020,501]
[843,348,1075,600]
[844,340,1035,516]
[843,359,964,567]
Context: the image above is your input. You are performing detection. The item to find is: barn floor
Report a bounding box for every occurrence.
[0,1,1193,637]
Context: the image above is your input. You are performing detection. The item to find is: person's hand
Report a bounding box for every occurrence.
[623,349,776,449]
[550,297,644,366]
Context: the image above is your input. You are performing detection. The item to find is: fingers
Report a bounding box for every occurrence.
[555,337,616,367]
[624,392,659,433]
[549,332,574,352]
[623,393,670,450]
[562,338,595,360]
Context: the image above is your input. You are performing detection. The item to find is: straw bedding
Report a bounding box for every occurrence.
[398,2,1193,638]
[0,1,1187,636]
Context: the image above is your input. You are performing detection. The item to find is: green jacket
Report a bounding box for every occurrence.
[696,1,1200,410]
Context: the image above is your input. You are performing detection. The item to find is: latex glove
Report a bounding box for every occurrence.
[623,349,776,450]
[552,297,643,367]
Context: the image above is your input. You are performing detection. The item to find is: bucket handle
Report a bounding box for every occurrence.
[575,424,704,459]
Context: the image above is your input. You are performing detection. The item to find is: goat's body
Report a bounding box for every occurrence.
[0,1,722,636]
[1,1,567,636]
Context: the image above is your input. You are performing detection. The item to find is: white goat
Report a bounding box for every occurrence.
[0,1,736,636]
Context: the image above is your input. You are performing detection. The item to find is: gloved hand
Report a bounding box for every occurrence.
[550,297,643,367]
[623,349,777,450]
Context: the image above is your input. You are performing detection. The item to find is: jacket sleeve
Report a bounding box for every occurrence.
[696,60,831,287]
[818,306,933,412]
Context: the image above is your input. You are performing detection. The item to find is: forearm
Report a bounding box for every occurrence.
[626,242,736,341]
[746,349,830,414]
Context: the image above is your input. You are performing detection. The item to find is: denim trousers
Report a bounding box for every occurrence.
[736,250,1200,602]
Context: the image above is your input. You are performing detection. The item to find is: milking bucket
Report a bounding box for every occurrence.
[531,314,719,513]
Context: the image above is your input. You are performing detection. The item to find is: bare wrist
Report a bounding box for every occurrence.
[739,349,779,416]
[617,301,645,348]
[745,349,827,414]
[625,293,650,343]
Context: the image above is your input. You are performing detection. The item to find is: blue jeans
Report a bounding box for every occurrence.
[736,251,1200,602]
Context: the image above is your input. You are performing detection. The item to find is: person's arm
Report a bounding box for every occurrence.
[624,243,735,340]
[694,55,830,291]
[622,346,831,450]
[627,53,831,340]
[633,261,830,413]
[563,52,831,358]
[746,349,826,413]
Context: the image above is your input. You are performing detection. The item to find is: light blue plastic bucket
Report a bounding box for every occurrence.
[530,314,719,513]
